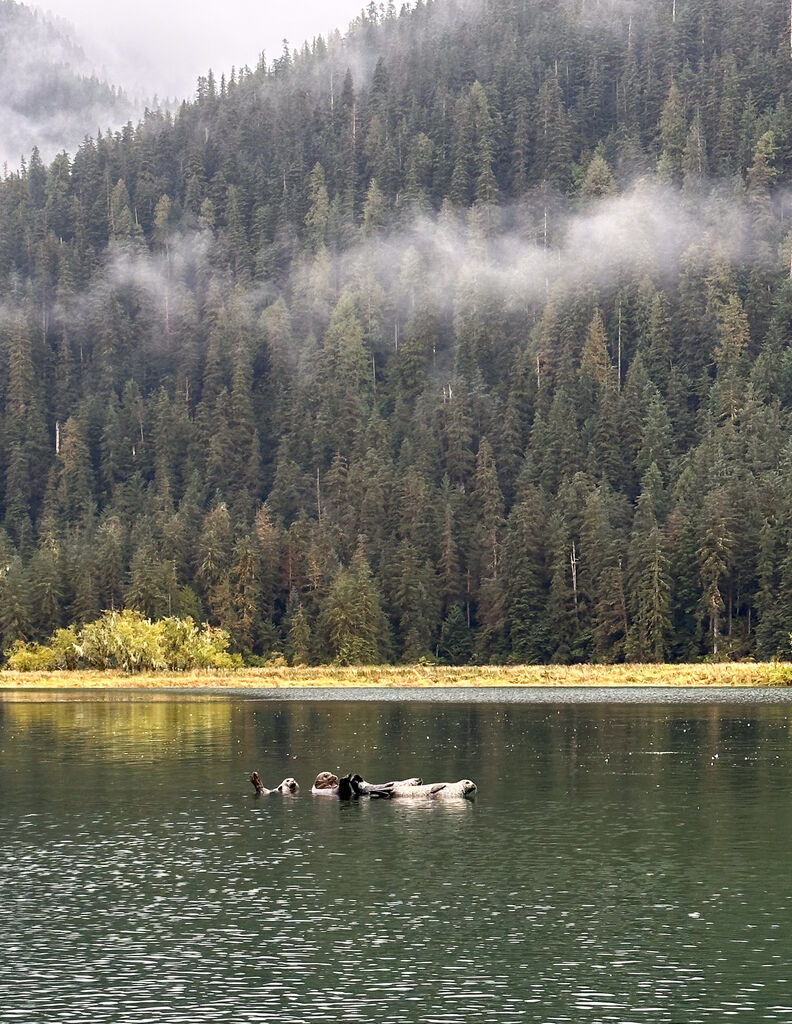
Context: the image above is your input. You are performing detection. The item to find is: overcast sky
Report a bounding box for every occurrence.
[36,0,370,100]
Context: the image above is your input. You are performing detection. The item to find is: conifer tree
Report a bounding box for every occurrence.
[698,488,734,657]
[322,543,389,664]
[626,466,671,662]
[284,601,311,665]
[0,555,32,650]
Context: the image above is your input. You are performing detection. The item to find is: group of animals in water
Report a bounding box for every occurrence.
[249,771,477,800]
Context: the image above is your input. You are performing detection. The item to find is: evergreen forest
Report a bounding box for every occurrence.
[4,0,792,665]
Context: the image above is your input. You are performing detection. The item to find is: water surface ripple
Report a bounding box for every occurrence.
[1,693,791,1022]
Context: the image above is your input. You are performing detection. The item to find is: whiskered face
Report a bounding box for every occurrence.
[461,780,477,795]
[313,772,339,790]
[278,778,299,793]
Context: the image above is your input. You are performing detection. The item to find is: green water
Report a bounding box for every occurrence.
[2,690,792,1023]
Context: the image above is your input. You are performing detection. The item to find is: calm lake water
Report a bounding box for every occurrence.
[2,688,792,1023]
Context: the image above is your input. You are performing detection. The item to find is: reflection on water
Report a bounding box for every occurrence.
[2,693,792,1022]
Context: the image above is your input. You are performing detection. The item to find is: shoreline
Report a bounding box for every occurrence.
[1,663,790,690]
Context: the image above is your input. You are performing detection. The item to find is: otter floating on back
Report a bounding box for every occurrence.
[250,773,300,796]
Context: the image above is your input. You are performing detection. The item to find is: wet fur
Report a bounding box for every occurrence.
[387,779,477,799]
[311,772,340,795]
[250,773,300,796]
[350,774,423,797]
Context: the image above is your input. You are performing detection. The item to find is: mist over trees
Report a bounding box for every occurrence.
[0,0,134,165]
[2,0,792,665]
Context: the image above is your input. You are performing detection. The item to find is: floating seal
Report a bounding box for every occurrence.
[336,773,356,800]
[250,773,300,795]
[311,771,340,795]
[349,774,423,798]
[310,772,362,799]
[387,779,477,799]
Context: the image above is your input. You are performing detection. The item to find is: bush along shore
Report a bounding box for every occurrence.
[3,610,238,673]
[3,612,792,688]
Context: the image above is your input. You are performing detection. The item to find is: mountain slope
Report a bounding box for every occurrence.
[1,0,792,665]
[0,0,133,165]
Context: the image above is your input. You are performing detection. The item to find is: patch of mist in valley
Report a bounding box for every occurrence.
[11,178,789,390]
[0,0,138,167]
[33,0,383,102]
[338,181,768,316]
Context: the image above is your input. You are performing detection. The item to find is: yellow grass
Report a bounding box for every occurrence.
[1,662,791,689]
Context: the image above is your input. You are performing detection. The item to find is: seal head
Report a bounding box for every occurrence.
[250,773,300,795]
[311,772,340,795]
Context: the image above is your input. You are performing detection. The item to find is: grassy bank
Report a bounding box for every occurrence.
[1,662,791,690]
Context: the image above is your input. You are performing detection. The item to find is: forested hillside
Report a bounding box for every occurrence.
[0,0,132,165]
[3,0,792,665]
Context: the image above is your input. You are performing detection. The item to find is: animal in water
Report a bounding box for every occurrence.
[311,771,340,795]
[311,772,414,799]
[383,779,477,800]
[336,774,356,799]
[250,773,300,796]
[310,772,359,799]
[312,772,423,799]
[349,774,423,797]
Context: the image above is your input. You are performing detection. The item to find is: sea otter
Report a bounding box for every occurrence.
[250,773,300,795]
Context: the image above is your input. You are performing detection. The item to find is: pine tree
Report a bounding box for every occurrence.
[196,503,234,623]
[698,488,734,658]
[0,555,32,650]
[503,489,553,663]
[321,543,390,664]
[305,163,330,252]
[658,81,687,181]
[394,540,441,661]
[581,150,617,200]
[229,535,263,653]
[626,467,671,662]
[285,601,311,665]
[438,604,473,665]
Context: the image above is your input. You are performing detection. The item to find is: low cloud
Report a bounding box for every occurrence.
[330,181,775,320]
[4,179,784,377]
[0,3,135,166]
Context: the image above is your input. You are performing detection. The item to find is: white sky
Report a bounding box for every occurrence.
[36,0,370,100]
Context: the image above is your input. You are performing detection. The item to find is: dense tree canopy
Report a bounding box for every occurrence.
[2,0,792,664]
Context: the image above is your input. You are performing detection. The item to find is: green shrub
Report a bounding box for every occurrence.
[4,611,234,672]
[5,640,57,671]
